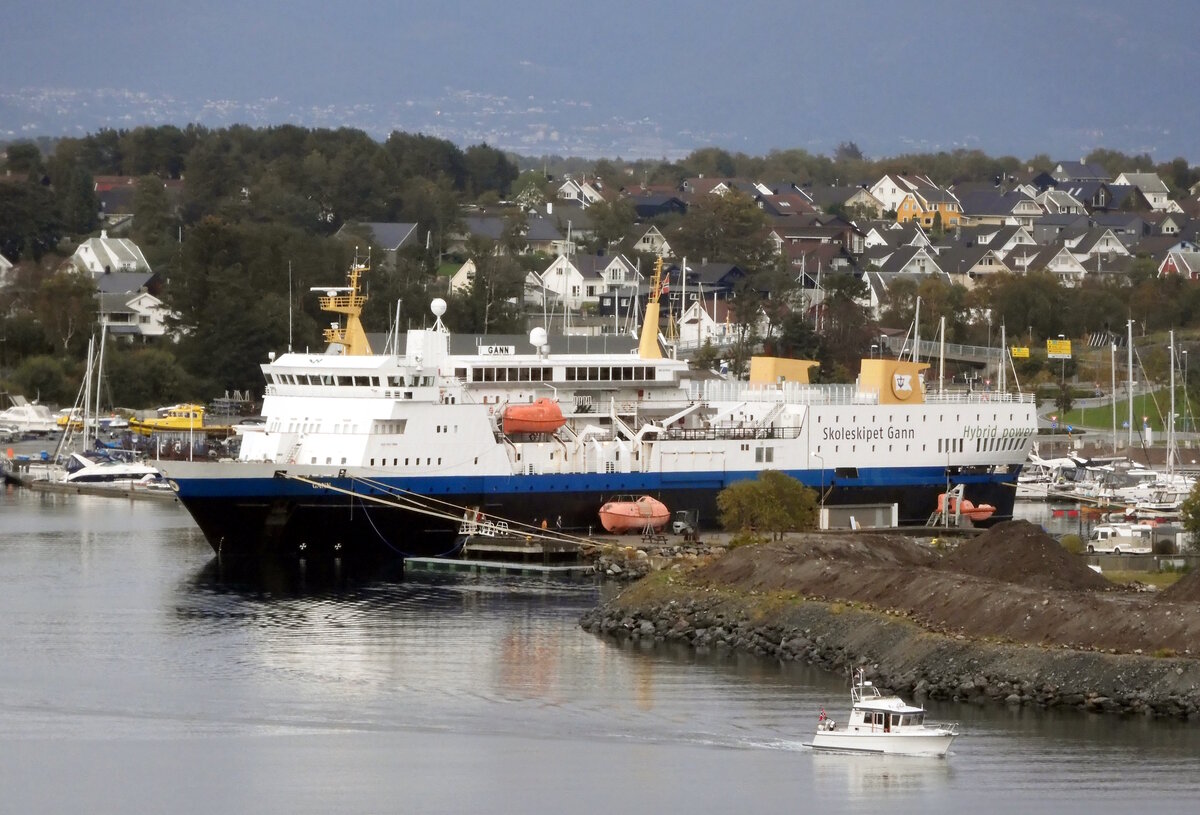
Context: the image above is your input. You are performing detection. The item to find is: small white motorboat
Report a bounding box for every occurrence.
[808,669,958,758]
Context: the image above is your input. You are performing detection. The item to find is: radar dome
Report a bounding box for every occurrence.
[529,327,548,348]
[430,298,447,317]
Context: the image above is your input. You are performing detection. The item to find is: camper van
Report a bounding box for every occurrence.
[1086,523,1154,554]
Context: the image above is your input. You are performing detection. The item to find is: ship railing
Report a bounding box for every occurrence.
[691,381,872,405]
[924,390,1035,404]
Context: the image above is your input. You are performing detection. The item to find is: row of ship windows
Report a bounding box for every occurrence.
[367,456,481,467]
[458,366,659,383]
[269,373,436,388]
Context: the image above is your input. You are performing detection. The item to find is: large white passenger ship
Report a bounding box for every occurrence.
[162,259,1037,559]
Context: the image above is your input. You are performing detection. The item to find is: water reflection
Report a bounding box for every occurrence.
[810,752,953,797]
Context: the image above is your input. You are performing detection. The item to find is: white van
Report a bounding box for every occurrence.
[1086,523,1154,554]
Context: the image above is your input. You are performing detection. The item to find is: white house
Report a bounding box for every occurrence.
[68,230,151,276]
[677,299,738,351]
[539,253,640,310]
[448,259,477,295]
[1113,172,1179,212]
[629,225,674,258]
[556,177,607,207]
[97,290,174,340]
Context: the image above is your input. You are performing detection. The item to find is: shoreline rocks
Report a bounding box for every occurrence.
[580,587,1200,720]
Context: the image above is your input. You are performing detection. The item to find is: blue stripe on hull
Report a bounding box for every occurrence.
[172,466,1020,559]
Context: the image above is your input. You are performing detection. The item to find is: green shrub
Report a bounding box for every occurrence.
[1059,534,1084,555]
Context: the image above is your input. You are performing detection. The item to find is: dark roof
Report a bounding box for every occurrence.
[956,189,1035,217]
[93,271,155,294]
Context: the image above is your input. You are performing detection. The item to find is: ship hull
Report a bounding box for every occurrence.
[165,463,1021,560]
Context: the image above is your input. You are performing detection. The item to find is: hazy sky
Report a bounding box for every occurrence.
[5,0,1199,160]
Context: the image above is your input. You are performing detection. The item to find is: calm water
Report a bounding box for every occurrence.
[1,488,1198,815]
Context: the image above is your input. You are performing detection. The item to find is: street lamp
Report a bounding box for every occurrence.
[870,343,878,359]
[812,451,825,529]
[1183,350,1189,432]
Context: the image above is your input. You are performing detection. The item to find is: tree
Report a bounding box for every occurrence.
[1180,480,1200,547]
[35,272,96,354]
[0,182,62,261]
[717,470,819,540]
[673,191,773,272]
[583,196,636,250]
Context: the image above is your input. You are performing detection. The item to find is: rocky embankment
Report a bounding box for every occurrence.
[580,522,1200,720]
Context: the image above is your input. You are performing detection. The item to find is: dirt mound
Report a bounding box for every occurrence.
[1159,569,1200,602]
[942,520,1110,592]
[692,533,939,590]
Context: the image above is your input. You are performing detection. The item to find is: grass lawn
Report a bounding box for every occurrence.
[1057,388,1193,432]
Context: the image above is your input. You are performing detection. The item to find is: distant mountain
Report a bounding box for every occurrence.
[0,86,701,160]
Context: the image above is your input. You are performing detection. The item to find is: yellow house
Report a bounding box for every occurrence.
[896,190,962,230]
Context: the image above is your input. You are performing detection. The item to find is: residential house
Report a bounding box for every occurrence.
[1159,251,1200,279]
[336,221,419,268]
[1113,172,1179,212]
[937,245,1012,287]
[803,185,884,219]
[1050,161,1110,183]
[94,270,173,340]
[866,245,946,277]
[556,176,607,207]
[771,213,866,257]
[757,192,818,219]
[868,173,920,213]
[954,187,1041,228]
[673,261,746,300]
[538,252,639,310]
[959,224,1037,258]
[677,298,737,351]
[1141,211,1189,237]
[623,191,687,220]
[447,259,477,295]
[895,183,962,230]
[627,225,674,259]
[1090,213,1147,246]
[1061,227,1130,264]
[449,212,568,256]
[1035,188,1088,215]
[1024,245,1088,286]
[680,177,764,197]
[1031,213,1092,245]
[862,221,930,250]
[67,230,152,276]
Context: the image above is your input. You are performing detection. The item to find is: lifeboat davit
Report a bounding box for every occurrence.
[598,495,670,533]
[937,492,996,522]
[502,398,565,435]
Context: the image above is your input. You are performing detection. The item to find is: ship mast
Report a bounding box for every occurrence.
[315,251,373,356]
[638,256,665,359]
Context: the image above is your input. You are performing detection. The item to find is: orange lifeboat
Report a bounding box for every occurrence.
[937,492,996,522]
[502,398,566,435]
[598,495,670,533]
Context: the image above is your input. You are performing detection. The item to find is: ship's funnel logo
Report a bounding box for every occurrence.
[891,372,915,400]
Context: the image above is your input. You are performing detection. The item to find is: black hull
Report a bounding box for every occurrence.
[179,479,1019,561]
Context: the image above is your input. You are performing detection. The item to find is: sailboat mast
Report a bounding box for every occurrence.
[1169,330,1176,472]
[93,321,107,439]
[1127,318,1134,446]
[1111,342,1117,455]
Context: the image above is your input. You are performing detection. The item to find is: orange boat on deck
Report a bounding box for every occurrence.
[502,398,566,435]
[598,495,670,533]
[937,492,996,522]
